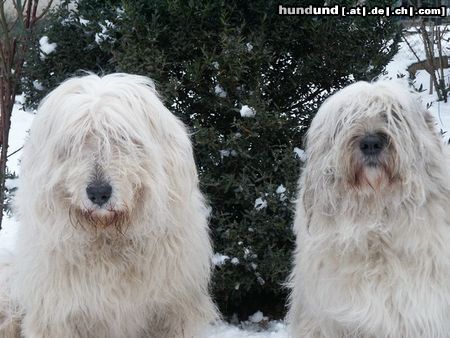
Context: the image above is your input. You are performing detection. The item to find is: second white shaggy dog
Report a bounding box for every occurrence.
[288,81,450,337]
[7,73,217,337]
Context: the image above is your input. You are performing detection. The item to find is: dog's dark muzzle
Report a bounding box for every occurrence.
[359,134,385,157]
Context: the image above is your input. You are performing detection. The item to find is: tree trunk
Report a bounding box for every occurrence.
[0,39,16,230]
[436,26,447,103]
[420,21,443,101]
[0,85,12,229]
[0,0,53,229]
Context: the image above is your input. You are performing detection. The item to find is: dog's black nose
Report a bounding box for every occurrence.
[359,134,385,156]
[86,183,112,206]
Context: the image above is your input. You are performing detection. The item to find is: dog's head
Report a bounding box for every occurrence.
[18,73,198,236]
[334,102,403,192]
[301,80,445,214]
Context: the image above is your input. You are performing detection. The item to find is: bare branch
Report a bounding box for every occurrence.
[31,0,38,25]
[13,0,27,31]
[401,32,423,64]
[35,0,54,22]
[0,1,11,40]
[438,24,449,40]
[24,0,32,28]
[7,146,22,158]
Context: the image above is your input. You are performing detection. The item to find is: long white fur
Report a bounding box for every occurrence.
[1,73,217,337]
[0,250,21,338]
[287,80,450,338]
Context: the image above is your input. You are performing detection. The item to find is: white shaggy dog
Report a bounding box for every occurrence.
[287,81,450,338]
[4,73,217,337]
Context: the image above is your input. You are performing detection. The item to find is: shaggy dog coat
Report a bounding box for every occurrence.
[2,73,217,338]
[288,80,450,338]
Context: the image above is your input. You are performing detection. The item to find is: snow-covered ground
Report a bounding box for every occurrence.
[206,318,287,337]
[384,28,450,143]
[1,95,33,252]
[1,28,450,337]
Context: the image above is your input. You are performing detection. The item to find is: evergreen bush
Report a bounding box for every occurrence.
[22,0,118,108]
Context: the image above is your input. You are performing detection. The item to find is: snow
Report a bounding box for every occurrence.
[7,95,34,175]
[220,149,230,159]
[249,311,266,323]
[79,17,90,25]
[33,80,44,91]
[95,20,115,44]
[39,36,57,60]
[0,214,19,253]
[276,185,287,202]
[383,28,450,143]
[0,26,450,338]
[413,69,450,143]
[1,94,32,250]
[254,197,267,210]
[256,275,265,286]
[207,312,287,337]
[231,257,239,265]
[206,320,287,338]
[212,253,230,267]
[293,147,307,162]
[386,28,450,79]
[240,105,256,118]
[276,185,286,194]
[215,84,227,98]
[4,178,18,191]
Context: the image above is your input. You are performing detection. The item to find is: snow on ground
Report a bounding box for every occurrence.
[414,68,450,143]
[0,94,32,252]
[385,28,450,80]
[0,212,19,253]
[1,28,450,337]
[383,27,450,143]
[385,31,422,78]
[7,95,34,175]
[206,320,287,338]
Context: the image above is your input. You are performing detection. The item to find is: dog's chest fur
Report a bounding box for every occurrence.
[301,202,450,336]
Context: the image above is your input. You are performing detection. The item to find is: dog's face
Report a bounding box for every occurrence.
[336,110,401,191]
[53,105,164,233]
[60,126,151,232]
[19,74,192,235]
[305,81,442,198]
